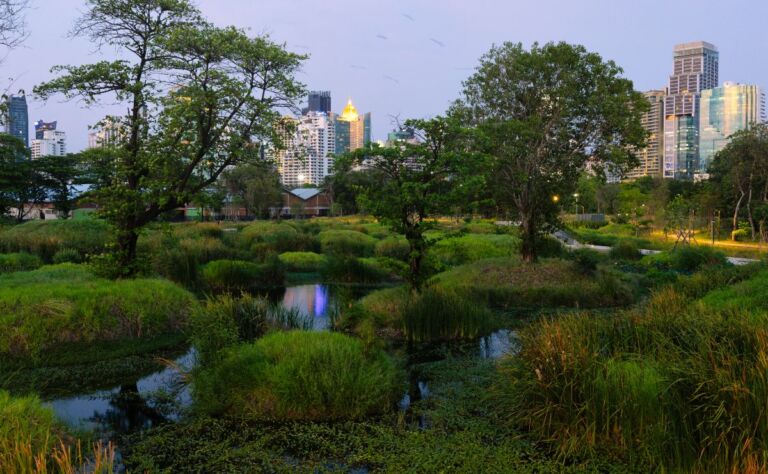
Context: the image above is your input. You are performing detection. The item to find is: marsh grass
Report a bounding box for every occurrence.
[403,287,496,343]
[0,252,42,273]
[0,219,111,261]
[200,258,285,292]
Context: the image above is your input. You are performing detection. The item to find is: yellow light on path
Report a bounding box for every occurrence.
[552,195,560,203]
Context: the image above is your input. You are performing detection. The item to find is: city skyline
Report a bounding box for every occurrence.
[2,1,768,153]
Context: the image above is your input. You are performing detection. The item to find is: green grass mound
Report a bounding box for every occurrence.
[0,218,112,261]
[193,331,401,421]
[318,230,376,257]
[201,258,285,292]
[432,257,631,309]
[0,252,42,273]
[609,239,641,260]
[430,234,519,268]
[374,236,410,261]
[403,288,495,343]
[0,268,198,358]
[240,222,319,255]
[643,246,727,273]
[497,287,768,471]
[278,251,327,272]
[699,269,768,313]
[320,256,390,284]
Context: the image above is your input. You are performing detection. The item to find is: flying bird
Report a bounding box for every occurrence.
[383,75,400,84]
[402,13,415,21]
[376,34,388,40]
[350,64,368,70]
[430,38,446,47]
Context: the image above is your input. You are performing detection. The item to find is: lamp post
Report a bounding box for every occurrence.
[573,193,580,217]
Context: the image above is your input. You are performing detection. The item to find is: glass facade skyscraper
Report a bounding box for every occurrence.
[307,91,331,114]
[334,99,371,154]
[6,95,29,149]
[699,82,766,174]
[663,41,719,180]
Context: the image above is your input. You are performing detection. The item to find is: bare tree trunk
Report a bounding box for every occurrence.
[747,186,756,239]
[520,210,537,263]
[733,190,745,240]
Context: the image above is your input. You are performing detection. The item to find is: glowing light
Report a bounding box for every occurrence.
[340,98,359,121]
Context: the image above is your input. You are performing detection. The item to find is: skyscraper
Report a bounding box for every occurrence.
[699,82,766,174]
[5,94,29,148]
[31,129,66,159]
[626,90,665,180]
[306,91,331,114]
[88,117,126,148]
[276,111,337,187]
[334,99,371,154]
[663,41,719,180]
[34,120,57,140]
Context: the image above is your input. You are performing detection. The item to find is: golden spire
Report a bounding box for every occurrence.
[340,98,359,121]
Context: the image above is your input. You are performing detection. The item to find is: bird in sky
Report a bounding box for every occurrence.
[383,75,400,84]
[350,64,368,70]
[402,13,415,21]
[430,38,446,47]
[376,34,388,40]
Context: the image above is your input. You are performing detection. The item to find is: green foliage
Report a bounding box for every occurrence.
[430,234,519,268]
[0,252,42,273]
[278,251,326,272]
[699,269,768,312]
[319,256,388,284]
[0,268,198,357]
[240,222,320,256]
[190,294,312,365]
[51,247,83,264]
[568,248,604,275]
[192,331,401,421]
[374,236,411,261]
[318,229,376,257]
[610,239,642,260]
[0,218,111,261]
[643,246,727,273]
[403,287,495,343]
[201,258,285,292]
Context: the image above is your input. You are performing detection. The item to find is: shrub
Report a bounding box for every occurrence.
[0,390,116,472]
[320,256,387,284]
[0,219,112,261]
[240,222,319,254]
[375,236,411,261]
[569,248,603,274]
[731,228,749,242]
[51,248,82,264]
[0,273,198,358]
[201,258,285,292]
[0,252,43,273]
[318,230,376,257]
[430,234,518,267]
[190,294,312,364]
[463,222,497,234]
[278,251,327,272]
[403,288,495,343]
[610,239,641,261]
[643,246,727,273]
[535,235,564,258]
[192,331,401,421]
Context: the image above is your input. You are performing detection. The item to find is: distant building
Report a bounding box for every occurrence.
[88,117,126,148]
[626,90,665,180]
[275,112,337,188]
[272,187,331,218]
[699,82,766,174]
[305,91,332,114]
[5,94,29,148]
[31,130,66,159]
[334,99,371,154]
[663,41,719,180]
[34,120,57,140]
[386,128,420,146]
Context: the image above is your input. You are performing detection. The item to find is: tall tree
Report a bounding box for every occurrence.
[34,0,305,273]
[0,134,46,222]
[0,0,27,49]
[336,117,483,290]
[36,154,83,218]
[221,163,282,219]
[454,42,647,261]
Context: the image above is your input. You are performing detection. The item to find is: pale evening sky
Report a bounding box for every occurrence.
[2,0,767,151]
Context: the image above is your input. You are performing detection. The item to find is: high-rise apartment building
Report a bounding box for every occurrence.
[699,82,766,174]
[627,90,665,180]
[306,91,331,114]
[276,112,337,188]
[5,94,29,148]
[31,129,66,159]
[663,41,719,180]
[88,117,126,148]
[34,120,57,140]
[334,99,371,154]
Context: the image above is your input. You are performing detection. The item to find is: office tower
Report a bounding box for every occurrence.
[31,129,66,159]
[699,82,766,174]
[306,91,331,114]
[334,99,371,154]
[626,90,665,180]
[5,94,29,148]
[663,41,719,180]
[34,120,57,140]
[276,112,337,187]
[88,117,126,148]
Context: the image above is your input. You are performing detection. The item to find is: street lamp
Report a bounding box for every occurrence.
[572,193,580,216]
[552,195,560,204]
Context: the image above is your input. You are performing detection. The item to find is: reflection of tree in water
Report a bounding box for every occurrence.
[89,383,167,435]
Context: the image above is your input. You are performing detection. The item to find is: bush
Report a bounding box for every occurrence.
[240,222,319,254]
[0,272,198,358]
[430,234,518,268]
[0,252,43,273]
[192,331,401,421]
[190,294,312,364]
[569,248,603,274]
[318,230,376,257]
[534,235,564,258]
[610,239,641,261]
[320,256,388,284]
[643,246,727,273]
[375,236,411,261]
[403,287,495,343]
[731,228,749,241]
[0,219,112,261]
[278,251,327,272]
[201,258,285,292]
[51,248,82,264]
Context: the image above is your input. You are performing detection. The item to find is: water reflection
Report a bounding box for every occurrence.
[281,284,331,330]
[478,329,519,359]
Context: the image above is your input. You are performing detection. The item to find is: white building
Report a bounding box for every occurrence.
[276,111,337,187]
[31,130,66,159]
[88,117,126,148]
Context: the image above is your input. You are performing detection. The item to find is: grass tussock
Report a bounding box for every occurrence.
[0,252,42,273]
[200,258,285,292]
[278,251,327,272]
[192,331,401,421]
[318,230,376,257]
[0,219,112,262]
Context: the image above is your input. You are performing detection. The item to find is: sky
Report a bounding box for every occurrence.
[3,0,768,151]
